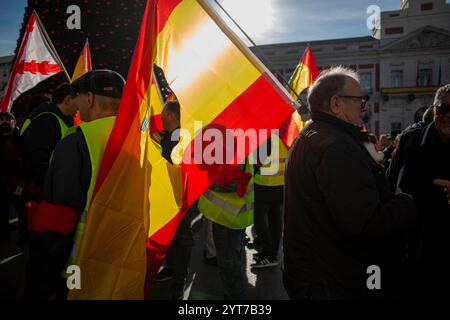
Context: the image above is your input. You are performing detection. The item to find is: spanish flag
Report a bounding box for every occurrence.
[280,46,319,147]
[68,0,294,300]
[71,39,92,81]
[71,39,92,125]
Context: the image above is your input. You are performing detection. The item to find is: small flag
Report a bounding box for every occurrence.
[280,46,319,147]
[0,11,66,112]
[71,39,92,125]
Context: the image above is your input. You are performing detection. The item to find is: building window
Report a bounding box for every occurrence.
[360,72,372,92]
[385,27,403,35]
[391,122,402,132]
[421,3,433,11]
[418,68,432,86]
[391,70,403,87]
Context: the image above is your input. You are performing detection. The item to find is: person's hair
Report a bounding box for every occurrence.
[368,133,378,145]
[52,83,74,105]
[422,106,434,124]
[390,129,401,140]
[307,66,359,114]
[433,84,450,106]
[24,94,51,116]
[164,100,180,121]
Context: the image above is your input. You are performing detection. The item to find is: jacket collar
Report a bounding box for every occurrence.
[420,122,448,147]
[311,112,365,141]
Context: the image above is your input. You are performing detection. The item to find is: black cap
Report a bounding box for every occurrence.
[71,70,125,99]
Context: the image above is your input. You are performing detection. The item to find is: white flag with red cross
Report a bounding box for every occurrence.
[0,11,66,112]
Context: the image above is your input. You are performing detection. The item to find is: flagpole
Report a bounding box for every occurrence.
[33,10,71,82]
[212,0,300,101]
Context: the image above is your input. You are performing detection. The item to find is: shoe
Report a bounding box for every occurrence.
[250,256,279,269]
[154,267,174,282]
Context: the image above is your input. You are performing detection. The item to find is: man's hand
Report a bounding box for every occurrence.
[433,179,450,205]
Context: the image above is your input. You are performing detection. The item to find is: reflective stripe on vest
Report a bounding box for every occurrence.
[255,136,288,187]
[64,116,116,276]
[198,162,254,230]
[20,119,31,136]
[20,112,69,138]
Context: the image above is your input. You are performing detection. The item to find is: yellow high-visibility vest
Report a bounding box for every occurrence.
[198,161,254,230]
[254,136,288,187]
[64,116,116,274]
[20,112,69,137]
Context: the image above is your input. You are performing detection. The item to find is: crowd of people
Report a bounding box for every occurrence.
[0,66,449,300]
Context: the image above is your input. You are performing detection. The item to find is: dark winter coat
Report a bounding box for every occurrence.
[283,112,417,299]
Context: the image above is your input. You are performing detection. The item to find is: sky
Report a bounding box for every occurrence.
[0,0,409,56]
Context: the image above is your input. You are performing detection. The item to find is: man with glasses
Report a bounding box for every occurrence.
[387,84,450,298]
[283,66,417,299]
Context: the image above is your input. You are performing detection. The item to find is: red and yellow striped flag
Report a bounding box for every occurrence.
[280,46,319,147]
[71,39,92,81]
[68,0,294,300]
[71,39,92,125]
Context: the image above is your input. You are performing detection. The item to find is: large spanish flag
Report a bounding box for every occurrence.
[280,46,319,147]
[69,0,294,300]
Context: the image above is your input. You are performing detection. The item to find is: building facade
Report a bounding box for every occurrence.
[252,0,450,135]
[0,55,14,96]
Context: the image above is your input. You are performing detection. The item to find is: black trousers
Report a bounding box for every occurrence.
[253,185,283,259]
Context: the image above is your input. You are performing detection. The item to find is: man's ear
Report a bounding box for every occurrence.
[329,95,340,115]
[429,105,436,116]
[87,92,95,109]
[62,95,72,106]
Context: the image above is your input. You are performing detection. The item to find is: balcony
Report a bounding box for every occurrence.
[381,86,440,94]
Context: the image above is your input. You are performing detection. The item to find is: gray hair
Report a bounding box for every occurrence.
[433,84,450,106]
[307,66,359,114]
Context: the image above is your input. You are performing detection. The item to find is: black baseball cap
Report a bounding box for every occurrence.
[71,70,125,99]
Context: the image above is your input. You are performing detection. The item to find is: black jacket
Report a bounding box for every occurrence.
[21,102,73,189]
[0,127,22,196]
[387,123,450,273]
[27,129,91,300]
[283,112,417,299]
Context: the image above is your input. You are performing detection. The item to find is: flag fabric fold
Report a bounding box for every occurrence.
[0,11,65,112]
[69,0,294,300]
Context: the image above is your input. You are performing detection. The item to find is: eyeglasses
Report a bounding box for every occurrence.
[435,103,450,116]
[337,95,367,109]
